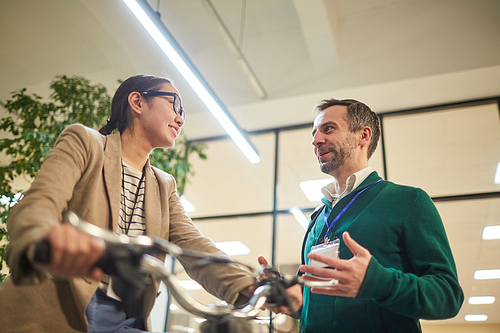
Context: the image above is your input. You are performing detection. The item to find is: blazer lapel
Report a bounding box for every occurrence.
[144,162,161,236]
[103,133,122,231]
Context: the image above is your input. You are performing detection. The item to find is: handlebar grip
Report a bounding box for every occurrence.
[32,238,142,278]
[95,244,119,276]
[32,238,113,275]
[33,239,52,264]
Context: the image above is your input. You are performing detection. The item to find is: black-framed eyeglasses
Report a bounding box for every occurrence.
[141,91,185,120]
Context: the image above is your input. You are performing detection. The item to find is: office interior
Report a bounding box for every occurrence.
[0,1,499,332]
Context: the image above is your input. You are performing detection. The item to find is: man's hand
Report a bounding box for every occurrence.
[299,232,371,297]
[29,223,105,281]
[258,256,303,315]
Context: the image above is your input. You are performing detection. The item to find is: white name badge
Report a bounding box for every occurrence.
[309,238,340,268]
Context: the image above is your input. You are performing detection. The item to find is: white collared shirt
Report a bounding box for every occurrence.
[321,167,373,207]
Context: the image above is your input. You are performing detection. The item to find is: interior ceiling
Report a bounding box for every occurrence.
[1,0,500,139]
[1,0,500,327]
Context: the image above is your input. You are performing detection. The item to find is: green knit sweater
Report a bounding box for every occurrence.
[300,172,464,332]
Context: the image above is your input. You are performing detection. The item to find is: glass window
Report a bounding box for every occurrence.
[275,213,306,272]
[193,215,273,268]
[383,103,500,197]
[431,198,500,324]
[277,128,326,211]
[166,215,273,333]
[184,133,275,217]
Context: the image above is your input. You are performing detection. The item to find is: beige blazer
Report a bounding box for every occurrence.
[0,124,254,332]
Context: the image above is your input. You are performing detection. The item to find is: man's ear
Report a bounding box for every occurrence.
[128,92,143,116]
[360,126,372,148]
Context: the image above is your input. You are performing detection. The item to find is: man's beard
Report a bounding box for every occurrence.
[318,138,356,174]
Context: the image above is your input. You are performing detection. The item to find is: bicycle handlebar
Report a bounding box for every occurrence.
[33,212,338,326]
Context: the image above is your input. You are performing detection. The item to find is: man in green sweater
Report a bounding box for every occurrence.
[278,98,464,332]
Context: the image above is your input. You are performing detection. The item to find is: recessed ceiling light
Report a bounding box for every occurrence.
[464,314,488,322]
[178,280,203,290]
[300,179,332,202]
[169,303,179,311]
[290,207,309,230]
[482,225,500,240]
[468,296,495,305]
[474,269,500,280]
[214,241,250,256]
[495,162,500,184]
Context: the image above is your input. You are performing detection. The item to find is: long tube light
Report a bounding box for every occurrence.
[123,0,260,163]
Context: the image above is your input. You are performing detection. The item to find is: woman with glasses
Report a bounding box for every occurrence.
[2,75,255,332]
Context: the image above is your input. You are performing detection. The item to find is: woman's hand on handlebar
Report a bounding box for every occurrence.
[29,223,106,281]
[257,256,303,315]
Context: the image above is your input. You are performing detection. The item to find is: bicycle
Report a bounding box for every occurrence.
[34,212,338,333]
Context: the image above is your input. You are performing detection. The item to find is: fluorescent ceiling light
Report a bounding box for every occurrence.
[474,269,500,280]
[122,0,260,164]
[464,314,488,322]
[482,225,500,240]
[300,179,332,202]
[468,296,495,305]
[290,207,309,230]
[495,162,500,184]
[180,195,195,213]
[214,241,250,256]
[178,280,203,290]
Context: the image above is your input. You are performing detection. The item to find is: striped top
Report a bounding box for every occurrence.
[100,161,147,300]
[118,161,146,236]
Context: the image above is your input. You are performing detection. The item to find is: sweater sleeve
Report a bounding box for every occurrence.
[357,188,464,319]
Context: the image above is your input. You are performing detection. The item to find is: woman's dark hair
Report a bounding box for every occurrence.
[99,75,172,135]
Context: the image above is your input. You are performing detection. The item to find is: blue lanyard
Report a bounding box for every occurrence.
[322,178,382,244]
